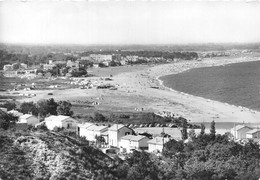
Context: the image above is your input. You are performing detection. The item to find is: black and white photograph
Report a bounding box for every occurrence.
[1,1,260,179]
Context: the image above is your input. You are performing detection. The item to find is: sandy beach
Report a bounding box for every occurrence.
[6,55,260,125]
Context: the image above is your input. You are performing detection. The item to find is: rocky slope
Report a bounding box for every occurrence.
[0,131,117,180]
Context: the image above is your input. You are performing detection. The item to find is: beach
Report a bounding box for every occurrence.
[4,55,260,125]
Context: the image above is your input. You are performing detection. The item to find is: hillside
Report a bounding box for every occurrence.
[0,131,117,180]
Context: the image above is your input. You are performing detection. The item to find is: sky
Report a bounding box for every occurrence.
[0,1,260,45]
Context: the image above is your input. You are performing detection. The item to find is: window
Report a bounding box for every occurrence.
[67,123,72,129]
[125,132,130,135]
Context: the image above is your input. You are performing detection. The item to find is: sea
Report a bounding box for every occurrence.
[160,60,260,111]
[160,60,260,132]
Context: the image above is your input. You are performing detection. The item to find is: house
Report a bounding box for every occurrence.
[20,63,28,69]
[93,63,99,68]
[43,64,56,70]
[3,64,13,71]
[108,124,133,147]
[0,107,7,112]
[231,125,253,139]
[78,122,93,135]
[102,61,109,67]
[18,114,39,126]
[119,135,150,153]
[8,110,23,117]
[45,115,78,131]
[147,137,170,153]
[90,54,112,63]
[246,129,260,139]
[79,123,108,142]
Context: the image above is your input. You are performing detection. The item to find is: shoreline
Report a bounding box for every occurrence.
[3,55,260,125]
[132,56,260,123]
[153,57,260,111]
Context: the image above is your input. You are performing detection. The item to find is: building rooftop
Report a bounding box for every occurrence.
[147,137,170,145]
[45,115,72,122]
[79,122,94,129]
[8,110,23,117]
[246,129,260,134]
[108,124,126,131]
[231,125,252,131]
[86,125,108,131]
[121,135,147,141]
[20,114,35,119]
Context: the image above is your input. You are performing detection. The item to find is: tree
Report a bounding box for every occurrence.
[93,112,107,122]
[126,151,159,180]
[0,101,16,111]
[20,101,39,116]
[37,98,58,117]
[95,135,106,146]
[0,110,18,130]
[200,123,205,136]
[181,119,188,140]
[163,139,184,158]
[188,129,196,140]
[57,101,73,116]
[210,120,216,139]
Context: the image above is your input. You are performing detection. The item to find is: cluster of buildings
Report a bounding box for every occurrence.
[5,108,172,154]
[230,124,260,141]
[3,63,28,71]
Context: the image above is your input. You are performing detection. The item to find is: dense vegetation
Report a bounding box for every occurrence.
[1,110,260,179]
[115,132,260,180]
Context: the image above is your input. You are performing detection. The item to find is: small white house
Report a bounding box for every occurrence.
[79,124,108,142]
[45,115,77,131]
[18,114,39,126]
[246,129,260,139]
[8,110,23,117]
[231,125,253,139]
[119,135,150,153]
[147,137,170,153]
[108,124,133,147]
[0,107,7,112]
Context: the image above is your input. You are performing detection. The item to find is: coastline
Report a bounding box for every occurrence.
[3,55,260,125]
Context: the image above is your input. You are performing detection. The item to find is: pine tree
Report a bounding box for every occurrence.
[210,120,216,139]
[200,123,205,136]
[181,120,188,140]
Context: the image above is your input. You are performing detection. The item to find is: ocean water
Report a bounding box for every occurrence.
[160,60,260,111]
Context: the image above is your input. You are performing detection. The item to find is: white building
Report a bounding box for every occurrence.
[3,64,13,71]
[8,110,23,117]
[18,114,39,126]
[119,135,150,153]
[20,63,28,69]
[0,107,7,112]
[231,125,253,139]
[147,137,170,153]
[90,54,112,62]
[79,123,108,142]
[108,124,133,147]
[45,115,78,131]
[246,129,260,139]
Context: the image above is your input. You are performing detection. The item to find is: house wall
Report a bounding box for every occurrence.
[80,127,107,141]
[138,137,149,148]
[27,116,40,126]
[246,132,260,139]
[237,128,252,139]
[148,144,163,153]
[45,120,63,130]
[108,127,133,147]
[61,118,77,132]
[246,134,253,139]
[19,116,39,126]
[252,131,260,138]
